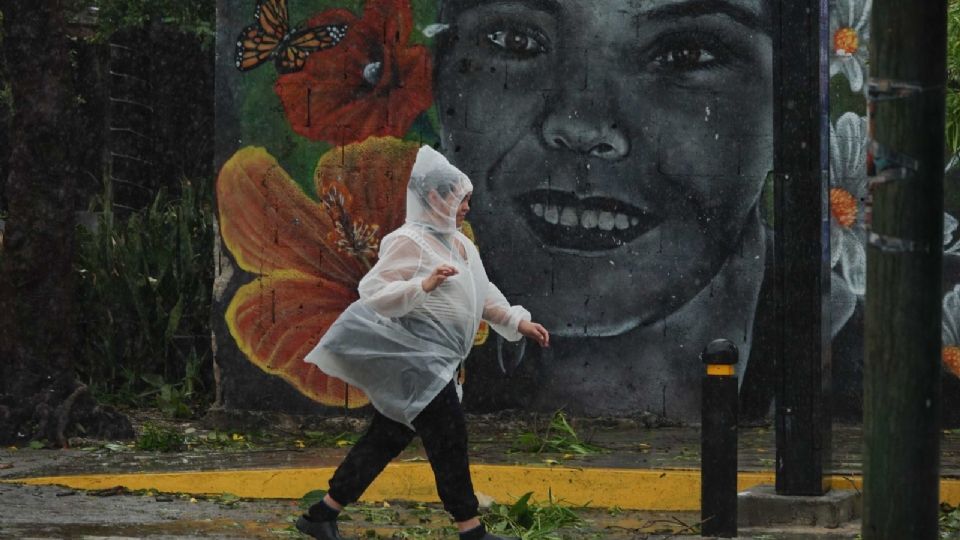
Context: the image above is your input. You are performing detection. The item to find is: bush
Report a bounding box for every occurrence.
[74,177,214,414]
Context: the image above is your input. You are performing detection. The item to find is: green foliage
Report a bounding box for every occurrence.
[942,503,960,538]
[299,489,329,512]
[187,430,254,450]
[140,373,193,418]
[74,177,214,415]
[135,421,185,452]
[90,0,215,44]
[511,412,604,455]
[302,430,361,448]
[345,505,400,525]
[482,492,583,540]
[947,0,960,156]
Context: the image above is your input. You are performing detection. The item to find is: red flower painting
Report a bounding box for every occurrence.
[274,0,433,145]
[217,137,419,406]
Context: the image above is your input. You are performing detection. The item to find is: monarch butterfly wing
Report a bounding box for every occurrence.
[235,0,290,71]
[235,22,283,71]
[275,24,350,74]
[256,0,290,38]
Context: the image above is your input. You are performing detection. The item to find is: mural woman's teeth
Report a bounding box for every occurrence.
[519,190,661,251]
[545,205,560,224]
[581,210,598,229]
[529,204,636,232]
[598,212,615,231]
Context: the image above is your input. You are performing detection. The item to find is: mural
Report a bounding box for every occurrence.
[213,0,960,422]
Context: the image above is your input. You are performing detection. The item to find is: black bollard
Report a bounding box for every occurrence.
[700,339,738,538]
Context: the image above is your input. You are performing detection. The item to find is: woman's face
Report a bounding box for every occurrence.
[456,193,472,227]
[435,0,773,337]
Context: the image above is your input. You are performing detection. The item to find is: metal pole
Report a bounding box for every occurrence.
[701,339,738,538]
[771,0,833,496]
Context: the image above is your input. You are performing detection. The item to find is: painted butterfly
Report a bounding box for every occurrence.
[235,0,348,74]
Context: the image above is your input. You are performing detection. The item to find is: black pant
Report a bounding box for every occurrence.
[326,381,479,522]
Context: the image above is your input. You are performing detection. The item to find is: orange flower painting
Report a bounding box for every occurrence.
[217,137,419,406]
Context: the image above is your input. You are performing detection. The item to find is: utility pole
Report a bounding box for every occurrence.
[863,1,948,538]
[772,0,832,496]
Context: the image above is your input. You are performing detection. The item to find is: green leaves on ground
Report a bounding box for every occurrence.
[299,489,328,512]
[482,492,583,540]
[942,502,960,538]
[133,423,259,453]
[301,430,361,448]
[511,411,603,456]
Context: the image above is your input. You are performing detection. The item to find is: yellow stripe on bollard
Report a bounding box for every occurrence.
[706,364,735,376]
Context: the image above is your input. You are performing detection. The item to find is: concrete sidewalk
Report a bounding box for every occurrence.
[1,414,958,538]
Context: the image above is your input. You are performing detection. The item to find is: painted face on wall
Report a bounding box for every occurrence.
[434,0,773,337]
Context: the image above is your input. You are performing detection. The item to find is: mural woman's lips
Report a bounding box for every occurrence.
[516,189,662,252]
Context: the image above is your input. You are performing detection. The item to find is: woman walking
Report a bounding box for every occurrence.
[298,145,550,540]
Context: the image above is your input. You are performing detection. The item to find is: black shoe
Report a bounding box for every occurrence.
[458,523,518,540]
[295,514,343,539]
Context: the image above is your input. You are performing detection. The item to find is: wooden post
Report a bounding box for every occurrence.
[862,1,947,538]
[771,0,832,496]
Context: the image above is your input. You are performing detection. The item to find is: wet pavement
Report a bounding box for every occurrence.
[1,411,958,539]
[0,482,708,539]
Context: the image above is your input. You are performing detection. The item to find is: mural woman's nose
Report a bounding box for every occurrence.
[541,107,629,160]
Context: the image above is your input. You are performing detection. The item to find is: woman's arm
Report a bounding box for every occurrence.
[482,282,549,347]
[358,235,431,317]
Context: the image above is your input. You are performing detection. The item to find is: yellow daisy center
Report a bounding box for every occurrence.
[834,27,859,55]
[830,188,858,228]
[943,346,960,379]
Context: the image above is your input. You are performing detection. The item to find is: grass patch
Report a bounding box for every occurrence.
[135,422,184,452]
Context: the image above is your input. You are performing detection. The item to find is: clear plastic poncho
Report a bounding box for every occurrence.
[304,145,530,427]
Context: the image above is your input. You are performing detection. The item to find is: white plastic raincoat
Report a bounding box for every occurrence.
[304,146,530,427]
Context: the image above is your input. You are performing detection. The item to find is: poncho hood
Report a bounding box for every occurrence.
[405,145,473,235]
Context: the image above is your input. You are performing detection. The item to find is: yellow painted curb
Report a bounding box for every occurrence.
[9,465,960,510]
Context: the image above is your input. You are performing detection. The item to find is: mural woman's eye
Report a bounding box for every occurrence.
[647,35,730,74]
[487,29,546,57]
[656,47,716,69]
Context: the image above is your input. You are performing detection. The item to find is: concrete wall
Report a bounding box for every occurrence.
[213,0,960,423]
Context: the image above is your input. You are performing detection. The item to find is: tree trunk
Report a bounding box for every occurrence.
[0,0,131,445]
[862,1,947,538]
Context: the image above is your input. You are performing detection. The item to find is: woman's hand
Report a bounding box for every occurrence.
[422,264,458,292]
[518,320,550,348]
